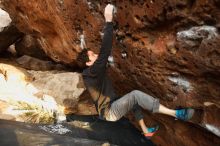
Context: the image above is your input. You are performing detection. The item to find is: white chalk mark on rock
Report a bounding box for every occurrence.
[177,25,218,41]
[205,124,220,137]
[168,76,193,92]
[39,124,71,135]
[80,34,87,50]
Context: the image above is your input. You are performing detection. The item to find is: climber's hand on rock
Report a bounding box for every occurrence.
[104,4,114,22]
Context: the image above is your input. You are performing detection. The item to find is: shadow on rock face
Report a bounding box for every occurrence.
[66,115,155,146]
[0,116,155,146]
[0,119,114,146]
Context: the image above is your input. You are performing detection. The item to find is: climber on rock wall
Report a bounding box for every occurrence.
[76,4,195,139]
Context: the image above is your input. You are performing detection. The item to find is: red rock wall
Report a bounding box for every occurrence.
[3,0,104,64]
[2,0,220,146]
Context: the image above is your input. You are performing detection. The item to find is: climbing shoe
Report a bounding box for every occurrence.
[143,125,159,139]
[175,108,195,121]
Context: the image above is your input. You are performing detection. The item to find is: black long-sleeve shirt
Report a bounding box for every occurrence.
[82,22,117,119]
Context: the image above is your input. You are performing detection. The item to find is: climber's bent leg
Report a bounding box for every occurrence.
[105,90,160,121]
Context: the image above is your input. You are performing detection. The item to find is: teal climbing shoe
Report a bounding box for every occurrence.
[175,108,195,121]
[144,125,159,138]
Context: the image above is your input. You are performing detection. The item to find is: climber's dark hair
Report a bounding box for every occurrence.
[76,49,90,69]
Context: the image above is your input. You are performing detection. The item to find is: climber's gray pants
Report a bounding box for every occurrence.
[105,90,160,121]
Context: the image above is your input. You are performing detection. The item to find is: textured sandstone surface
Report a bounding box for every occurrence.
[2,0,104,64]
[1,0,220,146]
[15,34,48,59]
[0,62,91,123]
[16,55,67,71]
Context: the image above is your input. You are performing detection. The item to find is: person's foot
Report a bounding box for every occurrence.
[143,125,159,139]
[175,108,195,121]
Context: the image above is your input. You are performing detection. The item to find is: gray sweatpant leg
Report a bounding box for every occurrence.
[105,90,160,121]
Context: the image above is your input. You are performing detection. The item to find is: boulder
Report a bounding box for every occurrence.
[0,63,90,123]
[15,34,48,59]
[1,0,220,145]
[0,25,23,53]
[16,55,67,71]
[2,0,104,64]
